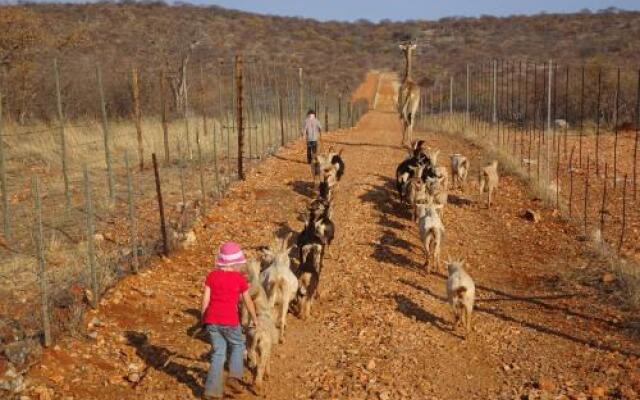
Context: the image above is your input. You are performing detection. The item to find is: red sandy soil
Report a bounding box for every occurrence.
[23,73,640,400]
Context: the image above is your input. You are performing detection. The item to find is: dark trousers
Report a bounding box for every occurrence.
[306,141,318,164]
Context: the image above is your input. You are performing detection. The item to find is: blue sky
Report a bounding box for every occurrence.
[197,0,640,21]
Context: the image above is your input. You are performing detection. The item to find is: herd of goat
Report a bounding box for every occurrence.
[235,147,344,390]
[232,139,501,390]
[394,139,500,337]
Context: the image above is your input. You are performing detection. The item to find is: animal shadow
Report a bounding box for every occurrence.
[125,331,205,397]
[288,180,316,198]
[391,294,463,339]
[448,194,474,207]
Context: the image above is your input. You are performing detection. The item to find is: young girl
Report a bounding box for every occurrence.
[201,241,259,399]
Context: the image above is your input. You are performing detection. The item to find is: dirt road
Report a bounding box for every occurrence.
[27,73,640,400]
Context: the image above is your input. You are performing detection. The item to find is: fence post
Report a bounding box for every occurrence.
[279,95,285,147]
[584,153,590,236]
[152,154,169,255]
[492,59,497,124]
[0,92,10,242]
[54,59,71,214]
[600,163,608,236]
[131,67,144,171]
[32,175,52,347]
[96,64,115,204]
[619,174,627,251]
[338,93,342,129]
[547,59,553,185]
[613,68,620,189]
[178,142,186,208]
[569,146,575,218]
[595,69,601,176]
[83,166,99,308]
[160,69,170,165]
[579,66,585,167]
[124,151,139,273]
[299,67,304,133]
[196,127,207,214]
[466,64,470,127]
[634,68,639,202]
[236,55,245,180]
[212,124,221,194]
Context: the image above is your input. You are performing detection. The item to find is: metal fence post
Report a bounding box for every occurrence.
[54,59,71,214]
[32,175,51,347]
[236,54,245,180]
[124,151,139,273]
[96,64,115,204]
[131,67,144,171]
[83,166,99,308]
[152,154,169,255]
[0,92,10,241]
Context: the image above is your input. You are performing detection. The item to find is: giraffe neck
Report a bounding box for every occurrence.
[404,48,413,82]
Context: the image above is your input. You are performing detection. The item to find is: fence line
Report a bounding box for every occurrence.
[422,58,639,269]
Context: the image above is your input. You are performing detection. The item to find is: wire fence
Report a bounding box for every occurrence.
[0,54,368,347]
[420,59,639,268]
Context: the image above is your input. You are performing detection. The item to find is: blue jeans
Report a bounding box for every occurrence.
[307,141,318,164]
[204,324,245,397]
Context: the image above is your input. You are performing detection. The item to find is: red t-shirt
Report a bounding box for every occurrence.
[203,269,249,326]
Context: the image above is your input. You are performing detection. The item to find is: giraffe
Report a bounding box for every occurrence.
[398,42,420,148]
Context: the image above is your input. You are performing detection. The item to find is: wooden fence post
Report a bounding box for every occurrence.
[54,59,71,214]
[0,92,10,241]
[96,64,115,204]
[32,175,51,347]
[131,67,144,171]
[236,55,245,180]
[152,154,169,255]
[160,69,170,165]
[124,151,139,273]
[83,166,99,308]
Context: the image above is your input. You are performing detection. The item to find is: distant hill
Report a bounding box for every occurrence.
[1,2,639,120]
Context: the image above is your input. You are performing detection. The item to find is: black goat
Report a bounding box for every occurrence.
[330,151,345,181]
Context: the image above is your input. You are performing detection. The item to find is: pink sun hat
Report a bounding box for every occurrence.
[216,241,247,267]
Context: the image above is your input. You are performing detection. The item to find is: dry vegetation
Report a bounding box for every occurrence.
[1,3,640,121]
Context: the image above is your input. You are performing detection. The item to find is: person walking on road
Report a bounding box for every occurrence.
[302,109,322,164]
[201,241,259,399]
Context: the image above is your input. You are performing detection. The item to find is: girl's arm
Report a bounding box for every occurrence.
[241,291,260,328]
[201,286,211,323]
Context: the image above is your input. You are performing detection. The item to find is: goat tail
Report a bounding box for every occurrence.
[455,286,467,299]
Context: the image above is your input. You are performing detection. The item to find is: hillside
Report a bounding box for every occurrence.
[1,3,640,120]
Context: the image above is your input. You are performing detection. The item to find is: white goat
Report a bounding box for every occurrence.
[424,173,448,221]
[446,260,476,335]
[416,203,445,274]
[479,160,499,208]
[450,154,469,191]
[260,234,298,343]
[240,260,278,389]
